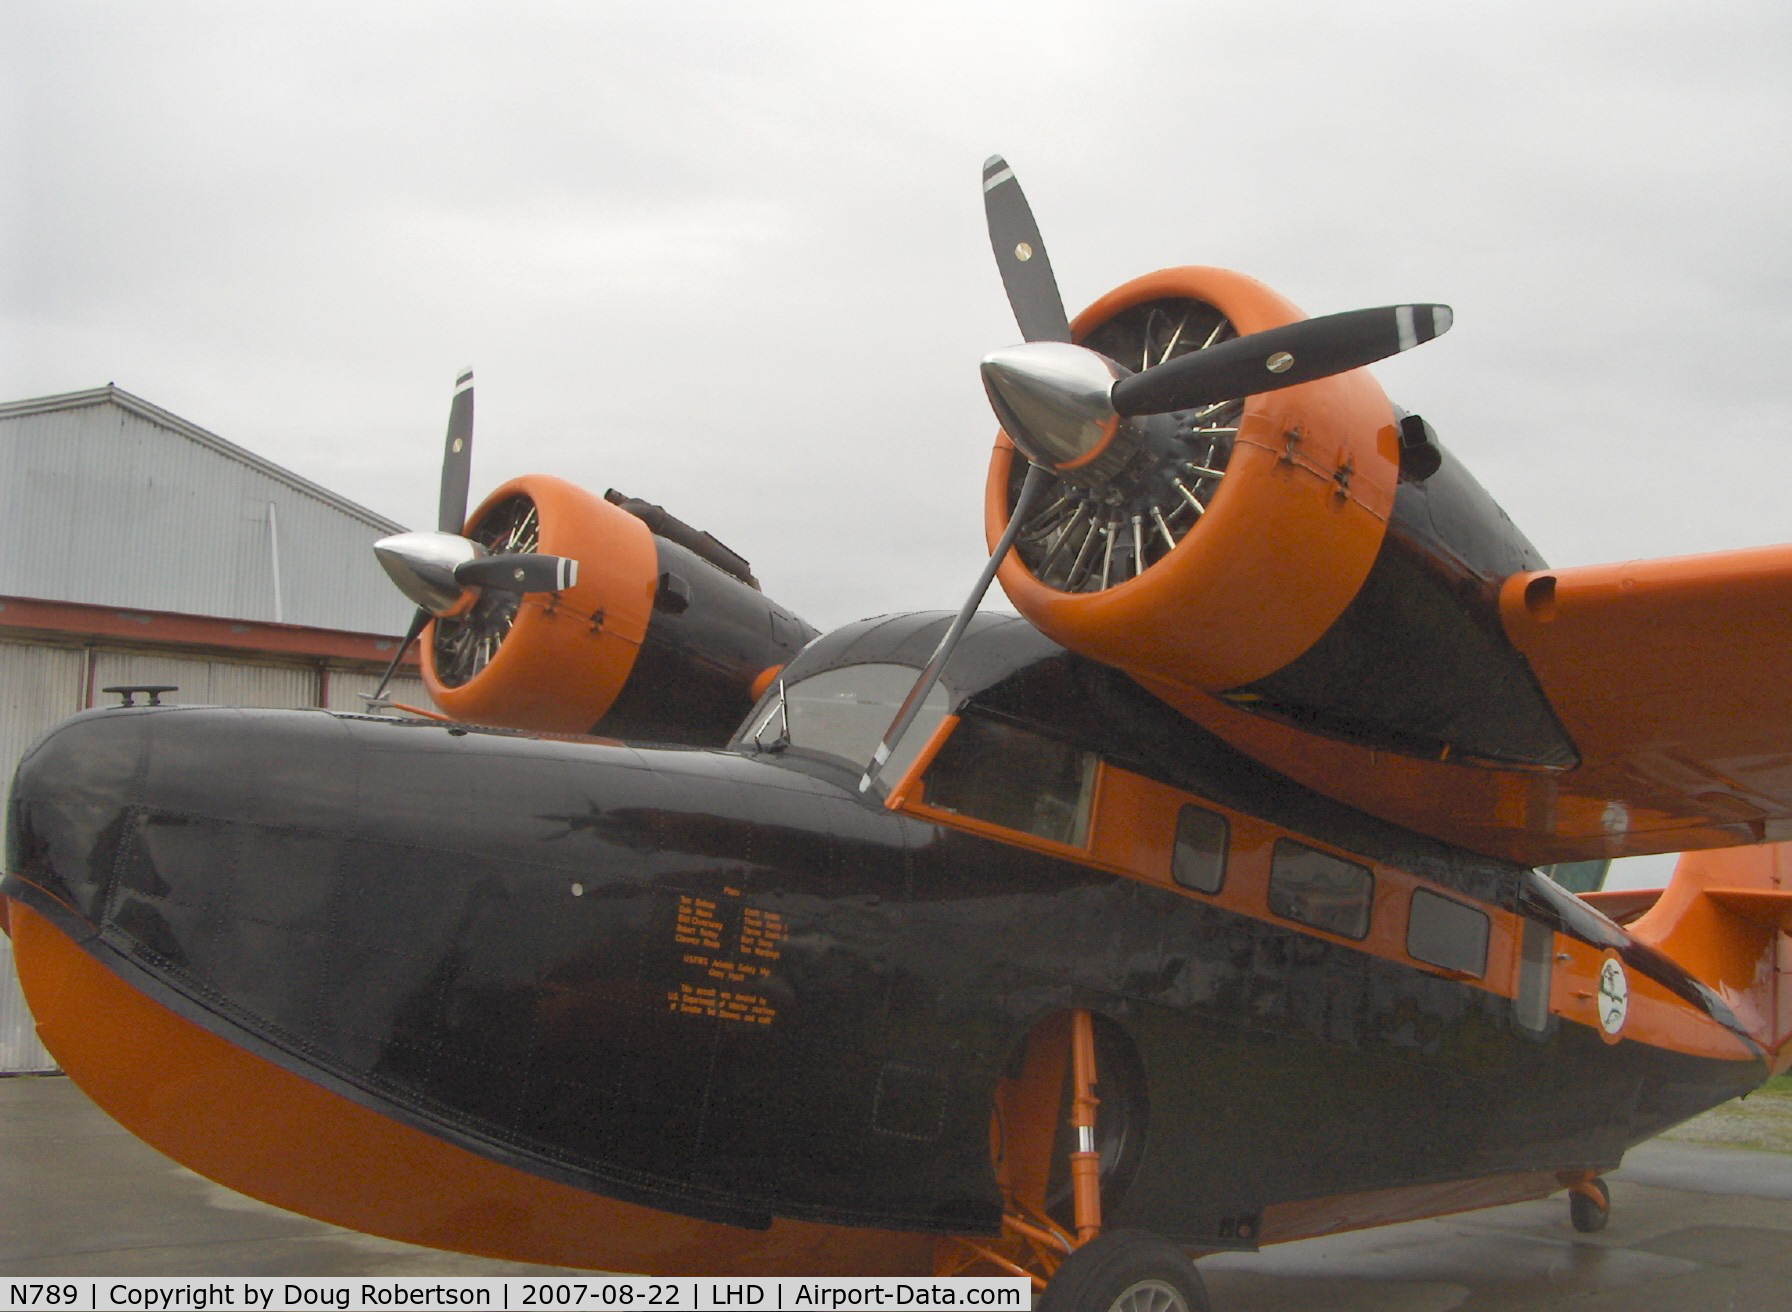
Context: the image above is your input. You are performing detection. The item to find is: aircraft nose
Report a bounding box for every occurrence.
[7,705,355,936]
[8,705,151,925]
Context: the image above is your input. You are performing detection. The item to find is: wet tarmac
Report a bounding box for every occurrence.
[5,1072,1792,1308]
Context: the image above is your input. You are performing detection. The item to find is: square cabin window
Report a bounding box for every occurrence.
[1268,840,1373,940]
[1172,806,1228,894]
[1407,888,1490,978]
[922,716,1096,848]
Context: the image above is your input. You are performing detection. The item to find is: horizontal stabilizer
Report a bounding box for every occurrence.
[1577,888,1663,925]
[1705,888,1792,936]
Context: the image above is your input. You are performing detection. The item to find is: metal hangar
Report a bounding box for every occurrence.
[0,384,428,1071]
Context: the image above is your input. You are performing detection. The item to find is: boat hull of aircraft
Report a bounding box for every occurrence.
[3,615,1766,1272]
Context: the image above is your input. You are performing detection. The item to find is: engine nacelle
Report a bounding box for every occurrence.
[424,474,815,744]
[988,267,1401,692]
[988,267,1572,769]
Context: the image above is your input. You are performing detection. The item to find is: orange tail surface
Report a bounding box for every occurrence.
[1628,844,1792,1074]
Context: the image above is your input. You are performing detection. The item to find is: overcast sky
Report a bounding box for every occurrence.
[6,3,1789,885]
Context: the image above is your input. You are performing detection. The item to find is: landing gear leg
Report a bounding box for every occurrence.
[1567,1176,1610,1233]
[944,1009,1200,1308]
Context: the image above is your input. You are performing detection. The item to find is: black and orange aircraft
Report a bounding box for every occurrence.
[7,157,1792,1312]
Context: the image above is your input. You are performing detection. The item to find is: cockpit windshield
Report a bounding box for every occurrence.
[737,663,950,785]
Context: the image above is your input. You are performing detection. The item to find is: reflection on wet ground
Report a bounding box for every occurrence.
[5,1074,1791,1307]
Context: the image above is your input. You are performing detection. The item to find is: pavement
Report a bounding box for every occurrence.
[6,1073,1792,1309]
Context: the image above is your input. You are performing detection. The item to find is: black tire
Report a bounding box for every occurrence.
[1569,1178,1610,1233]
[1038,1230,1209,1312]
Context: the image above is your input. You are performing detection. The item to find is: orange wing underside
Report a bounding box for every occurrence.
[1144,544,1792,866]
[1500,545,1792,855]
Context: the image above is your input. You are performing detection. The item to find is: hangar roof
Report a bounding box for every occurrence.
[0,386,413,636]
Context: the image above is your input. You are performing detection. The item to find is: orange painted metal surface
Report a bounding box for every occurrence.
[1630,844,1792,1069]
[987,267,1401,692]
[901,732,1762,1068]
[1067,1008,1103,1244]
[1138,673,1771,867]
[1256,1169,1566,1246]
[7,899,936,1277]
[425,474,659,733]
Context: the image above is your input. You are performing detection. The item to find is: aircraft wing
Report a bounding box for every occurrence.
[1499,543,1792,854]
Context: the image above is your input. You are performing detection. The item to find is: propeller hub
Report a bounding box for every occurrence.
[374,531,483,616]
[980,342,1136,483]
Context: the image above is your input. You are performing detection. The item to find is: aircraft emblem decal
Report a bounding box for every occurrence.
[1597,956,1629,1038]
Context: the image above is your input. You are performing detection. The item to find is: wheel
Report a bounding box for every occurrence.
[1569,1177,1610,1233]
[1037,1230,1209,1312]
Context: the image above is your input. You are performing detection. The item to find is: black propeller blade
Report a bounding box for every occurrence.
[437,368,475,533]
[368,606,431,707]
[860,158,1454,786]
[983,155,1071,344]
[453,552,578,594]
[859,157,1077,790]
[1113,303,1452,417]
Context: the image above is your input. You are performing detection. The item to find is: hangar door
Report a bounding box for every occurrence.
[0,642,427,1072]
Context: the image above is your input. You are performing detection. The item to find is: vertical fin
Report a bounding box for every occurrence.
[1629,844,1792,1070]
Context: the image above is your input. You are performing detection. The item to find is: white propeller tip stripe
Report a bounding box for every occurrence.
[1396,305,1418,353]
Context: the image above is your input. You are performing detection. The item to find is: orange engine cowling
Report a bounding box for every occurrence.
[986,266,1575,772]
[424,474,815,742]
[987,266,1402,696]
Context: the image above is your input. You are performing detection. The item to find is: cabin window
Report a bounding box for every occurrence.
[1268,840,1373,939]
[1406,888,1489,977]
[922,716,1096,847]
[1171,806,1228,893]
[1541,859,1611,893]
[741,663,947,782]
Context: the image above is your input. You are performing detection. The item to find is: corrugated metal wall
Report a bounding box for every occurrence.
[0,392,416,635]
[0,388,442,1071]
[0,641,85,1072]
[0,638,428,1072]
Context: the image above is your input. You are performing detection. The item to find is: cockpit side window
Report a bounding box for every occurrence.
[739,663,948,782]
[920,715,1096,848]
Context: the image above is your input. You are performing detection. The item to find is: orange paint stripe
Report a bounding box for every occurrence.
[7,899,936,1276]
[896,731,1757,1062]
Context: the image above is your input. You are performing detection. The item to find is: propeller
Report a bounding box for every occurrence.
[438,368,476,534]
[367,370,580,706]
[980,302,1452,481]
[860,155,1452,789]
[857,156,1068,791]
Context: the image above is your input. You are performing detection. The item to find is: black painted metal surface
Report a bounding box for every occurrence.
[2,628,1765,1246]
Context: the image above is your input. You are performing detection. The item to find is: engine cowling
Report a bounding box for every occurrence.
[424,474,815,744]
[988,266,1401,693]
[987,267,1572,770]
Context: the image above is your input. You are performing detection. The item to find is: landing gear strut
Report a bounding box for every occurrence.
[938,1010,1208,1311]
